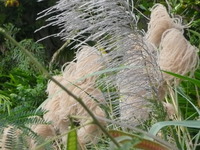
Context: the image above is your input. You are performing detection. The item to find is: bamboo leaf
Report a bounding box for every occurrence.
[149,120,200,136]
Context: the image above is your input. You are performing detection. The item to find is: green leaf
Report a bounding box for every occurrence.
[67,128,77,150]
[149,120,200,135]
[163,71,200,87]
[0,93,12,115]
[176,87,200,115]
[188,29,200,38]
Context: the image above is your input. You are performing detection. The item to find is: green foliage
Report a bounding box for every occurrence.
[0,0,57,40]
[0,23,47,74]
[149,120,200,135]
[0,93,12,115]
[0,69,47,112]
[0,108,52,150]
[0,108,45,126]
[163,71,200,88]
[0,23,48,113]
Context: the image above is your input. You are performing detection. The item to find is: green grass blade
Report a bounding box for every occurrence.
[163,71,200,87]
[176,87,200,115]
[188,29,200,38]
[67,128,78,150]
[149,120,200,135]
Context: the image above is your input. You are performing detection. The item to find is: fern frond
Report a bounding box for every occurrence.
[0,109,53,150]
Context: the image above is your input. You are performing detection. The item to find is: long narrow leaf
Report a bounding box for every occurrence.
[163,71,200,87]
[176,87,200,115]
[149,120,200,135]
[67,128,78,150]
[109,130,170,150]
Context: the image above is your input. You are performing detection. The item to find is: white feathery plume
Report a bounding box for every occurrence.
[36,0,163,129]
[30,124,56,150]
[116,38,162,125]
[145,4,183,47]
[36,0,199,139]
[39,46,106,145]
[158,28,199,84]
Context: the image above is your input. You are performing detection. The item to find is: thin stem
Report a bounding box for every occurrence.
[0,27,120,148]
[49,39,70,69]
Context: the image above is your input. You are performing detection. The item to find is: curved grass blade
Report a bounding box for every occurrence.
[163,71,200,87]
[176,87,200,115]
[149,120,200,136]
[109,130,170,150]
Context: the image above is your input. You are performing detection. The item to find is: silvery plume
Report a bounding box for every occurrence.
[36,0,163,128]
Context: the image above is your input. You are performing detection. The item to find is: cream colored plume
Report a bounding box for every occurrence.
[146,4,182,47]
[116,36,162,126]
[30,124,56,150]
[146,4,199,100]
[37,46,106,146]
[158,28,199,83]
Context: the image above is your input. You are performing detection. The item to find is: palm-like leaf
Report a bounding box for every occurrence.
[0,108,53,150]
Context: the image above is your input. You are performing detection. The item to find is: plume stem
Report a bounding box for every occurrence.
[49,39,71,69]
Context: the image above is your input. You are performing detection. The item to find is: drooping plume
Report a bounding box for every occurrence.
[146,4,199,101]
[30,124,56,150]
[38,46,106,145]
[37,0,163,128]
[145,4,182,47]
[114,35,162,125]
[158,28,199,83]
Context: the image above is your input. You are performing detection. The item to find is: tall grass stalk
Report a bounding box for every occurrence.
[161,79,200,149]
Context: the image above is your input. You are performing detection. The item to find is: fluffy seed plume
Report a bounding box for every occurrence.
[30,124,56,150]
[39,46,106,145]
[115,36,162,125]
[158,28,199,84]
[36,0,164,128]
[145,4,182,47]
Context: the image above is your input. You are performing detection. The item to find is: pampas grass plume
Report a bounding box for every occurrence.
[158,28,199,83]
[38,46,106,145]
[146,4,182,47]
[30,124,56,150]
